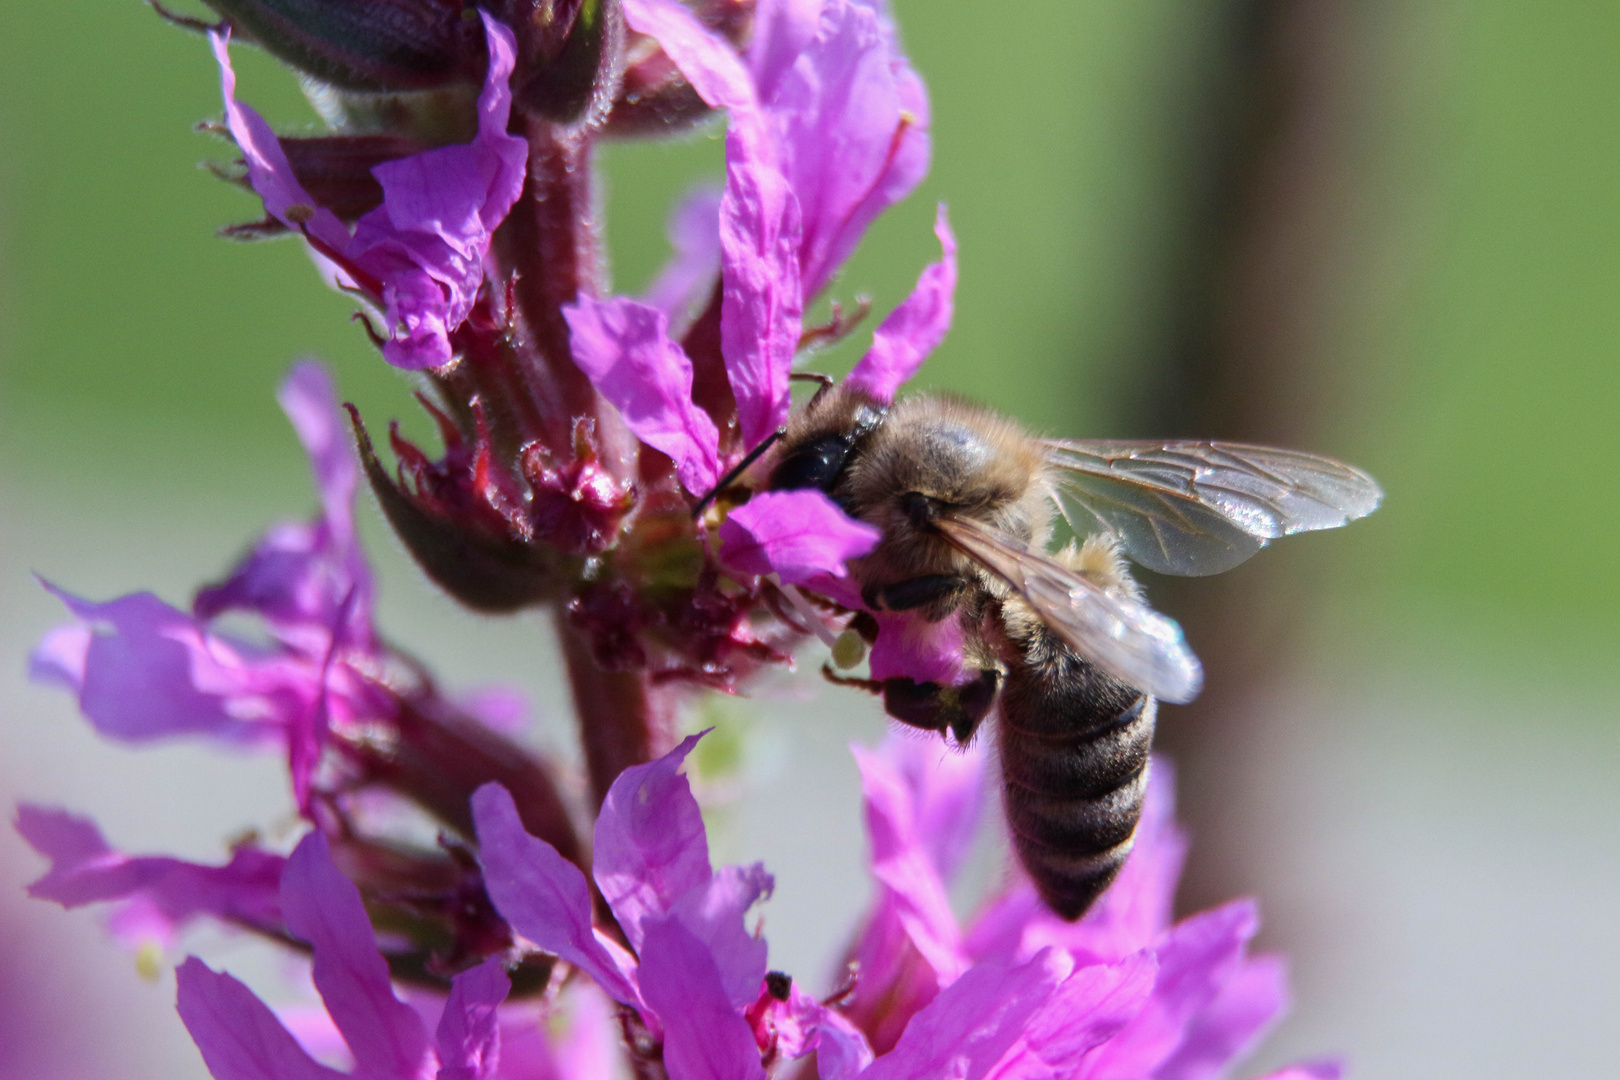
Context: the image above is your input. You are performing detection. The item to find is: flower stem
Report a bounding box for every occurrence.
[557,610,677,808]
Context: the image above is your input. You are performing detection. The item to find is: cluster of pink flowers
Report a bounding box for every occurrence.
[16,1,1339,1077]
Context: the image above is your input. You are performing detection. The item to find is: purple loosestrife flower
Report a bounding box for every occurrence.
[30,363,379,809]
[212,12,527,370]
[176,831,518,1080]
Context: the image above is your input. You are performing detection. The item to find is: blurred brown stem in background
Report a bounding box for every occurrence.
[1123,0,1361,919]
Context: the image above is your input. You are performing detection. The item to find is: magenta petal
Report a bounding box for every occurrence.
[623,0,761,119]
[1253,1062,1343,1080]
[718,489,880,585]
[866,610,967,686]
[32,584,282,745]
[985,952,1156,1080]
[564,296,721,494]
[471,783,641,1006]
[591,733,711,947]
[747,0,822,101]
[1155,954,1289,1080]
[281,832,430,1080]
[210,31,352,255]
[769,0,932,296]
[637,916,767,1080]
[718,131,804,447]
[844,206,957,403]
[16,804,284,943]
[878,731,986,881]
[852,743,966,983]
[861,950,1067,1080]
[349,14,527,370]
[643,185,725,328]
[195,363,372,646]
[667,862,774,1008]
[1076,901,1259,1080]
[435,957,511,1080]
[176,957,348,1080]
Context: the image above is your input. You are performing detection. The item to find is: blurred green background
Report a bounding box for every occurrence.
[1,1,1615,1077]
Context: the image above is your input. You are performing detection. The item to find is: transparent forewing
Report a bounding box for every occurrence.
[1045,440,1383,576]
[936,517,1203,703]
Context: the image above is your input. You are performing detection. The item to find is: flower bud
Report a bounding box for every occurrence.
[196,0,489,91]
[507,0,625,125]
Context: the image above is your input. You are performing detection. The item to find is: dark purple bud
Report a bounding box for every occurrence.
[520,419,636,554]
[507,0,625,125]
[193,0,490,92]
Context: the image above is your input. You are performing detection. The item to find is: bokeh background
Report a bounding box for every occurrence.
[1,0,1615,1076]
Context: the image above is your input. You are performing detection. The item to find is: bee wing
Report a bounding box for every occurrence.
[1044,440,1383,576]
[935,516,1203,703]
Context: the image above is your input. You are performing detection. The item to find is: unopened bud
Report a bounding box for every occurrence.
[196,0,487,92]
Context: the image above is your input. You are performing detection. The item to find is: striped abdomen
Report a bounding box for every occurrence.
[998,643,1156,920]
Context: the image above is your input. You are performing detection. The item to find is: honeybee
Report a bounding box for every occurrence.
[743,385,1381,920]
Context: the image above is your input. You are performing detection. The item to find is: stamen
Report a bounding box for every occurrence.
[779,584,839,649]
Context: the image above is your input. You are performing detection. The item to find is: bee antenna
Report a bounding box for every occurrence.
[691,426,787,518]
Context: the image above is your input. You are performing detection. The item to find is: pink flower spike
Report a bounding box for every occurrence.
[564,296,721,495]
[16,804,284,946]
[434,958,512,1080]
[176,957,348,1080]
[718,489,881,585]
[1254,1063,1343,1080]
[637,916,768,1080]
[281,832,430,1080]
[591,733,713,950]
[845,206,958,403]
[471,783,642,1007]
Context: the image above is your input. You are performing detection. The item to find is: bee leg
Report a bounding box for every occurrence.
[821,664,885,695]
[862,575,970,615]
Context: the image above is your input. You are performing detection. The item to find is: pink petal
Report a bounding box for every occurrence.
[666,863,774,1008]
[564,296,721,495]
[195,362,372,649]
[718,489,880,585]
[16,804,284,945]
[592,734,713,948]
[642,185,725,329]
[471,783,641,1007]
[31,584,284,746]
[435,958,512,1080]
[866,610,967,686]
[845,206,957,403]
[747,0,823,102]
[1252,1063,1343,1080]
[637,916,767,1080]
[984,952,1156,1080]
[281,832,430,1079]
[1155,954,1289,1080]
[625,0,803,447]
[768,0,932,296]
[176,957,347,1080]
[210,30,352,255]
[718,131,804,446]
[860,950,1067,1080]
[852,743,967,984]
[1075,901,1260,1080]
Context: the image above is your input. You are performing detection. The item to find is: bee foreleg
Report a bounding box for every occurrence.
[862,574,970,614]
